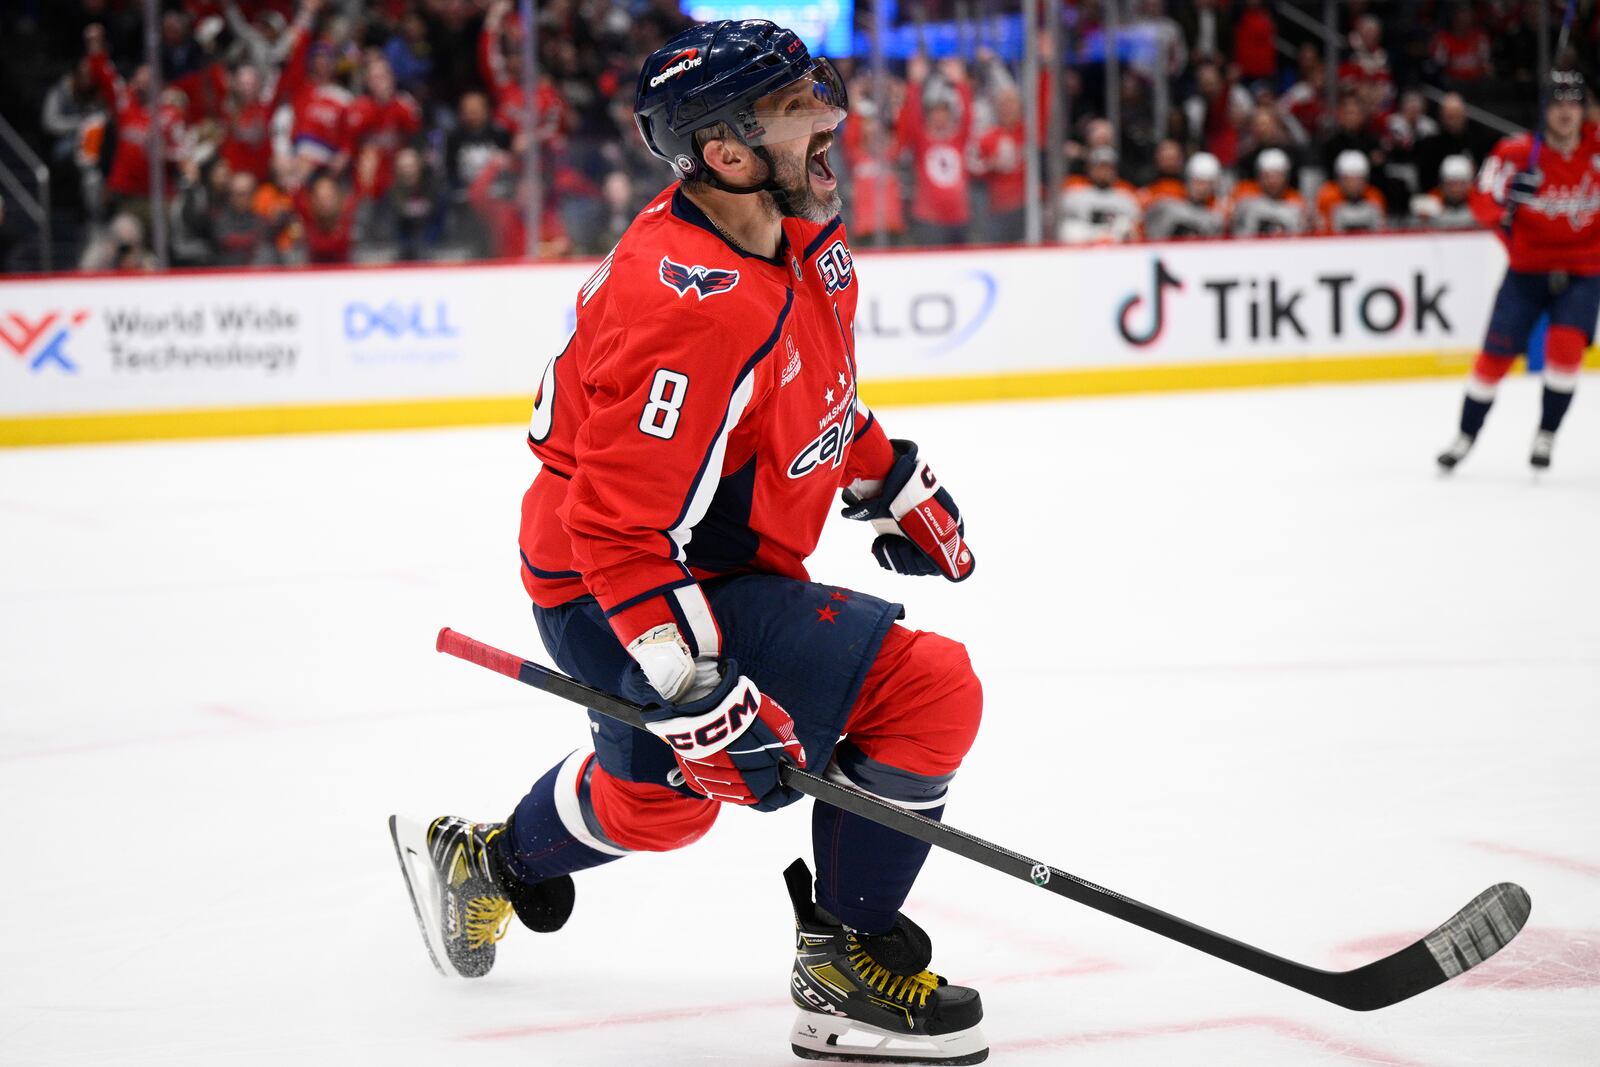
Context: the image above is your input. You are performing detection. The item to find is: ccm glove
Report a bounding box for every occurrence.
[641,662,806,811]
[1506,170,1542,206]
[840,439,975,582]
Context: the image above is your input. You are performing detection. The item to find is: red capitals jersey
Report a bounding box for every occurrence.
[975,123,1027,215]
[518,186,896,656]
[896,80,974,227]
[88,53,185,198]
[291,83,353,154]
[221,99,278,181]
[282,29,351,154]
[1471,125,1600,275]
[345,93,422,195]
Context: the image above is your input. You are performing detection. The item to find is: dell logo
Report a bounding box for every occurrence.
[344,301,459,341]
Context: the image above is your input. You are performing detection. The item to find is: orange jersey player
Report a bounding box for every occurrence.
[1315,150,1387,232]
[1231,148,1308,236]
[391,20,990,1066]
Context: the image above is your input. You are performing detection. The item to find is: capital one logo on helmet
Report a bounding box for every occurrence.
[649,48,702,88]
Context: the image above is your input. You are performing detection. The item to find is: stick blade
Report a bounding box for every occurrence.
[1421,882,1532,981]
[1335,882,1532,1011]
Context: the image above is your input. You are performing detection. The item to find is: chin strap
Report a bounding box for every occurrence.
[698,144,799,218]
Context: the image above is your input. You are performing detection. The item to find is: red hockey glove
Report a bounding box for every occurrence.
[840,439,975,582]
[641,662,806,811]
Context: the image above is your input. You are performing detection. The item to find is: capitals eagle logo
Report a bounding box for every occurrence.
[659,256,740,300]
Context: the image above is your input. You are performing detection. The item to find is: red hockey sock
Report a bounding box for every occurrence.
[1466,352,1516,402]
[589,761,719,852]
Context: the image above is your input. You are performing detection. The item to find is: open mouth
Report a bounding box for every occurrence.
[808,144,837,189]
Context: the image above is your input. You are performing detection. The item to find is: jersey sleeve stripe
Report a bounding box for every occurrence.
[602,575,701,619]
[671,584,722,659]
[520,550,582,582]
[662,289,796,563]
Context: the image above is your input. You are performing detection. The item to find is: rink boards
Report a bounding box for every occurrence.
[0,229,1562,446]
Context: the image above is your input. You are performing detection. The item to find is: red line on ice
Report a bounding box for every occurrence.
[992,1014,1437,1066]
[461,961,1117,1042]
[1336,927,1600,991]
[463,1000,782,1041]
[201,704,266,724]
[1467,839,1600,879]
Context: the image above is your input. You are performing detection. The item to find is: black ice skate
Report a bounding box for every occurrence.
[388,814,573,978]
[1530,430,1554,470]
[784,859,988,1065]
[1436,432,1475,471]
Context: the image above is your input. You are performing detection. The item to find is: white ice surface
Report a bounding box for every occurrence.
[2,376,1597,1066]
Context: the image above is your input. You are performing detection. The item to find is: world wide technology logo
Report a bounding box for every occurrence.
[1,310,88,373]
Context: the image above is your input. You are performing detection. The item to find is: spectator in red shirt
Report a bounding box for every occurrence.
[842,111,906,245]
[467,151,571,260]
[85,26,194,213]
[895,54,975,247]
[280,1,354,181]
[1431,6,1493,88]
[345,55,421,199]
[218,63,277,181]
[480,0,567,148]
[296,172,360,263]
[1183,60,1251,167]
[1281,43,1328,139]
[972,87,1027,243]
[1232,0,1277,85]
[84,25,158,206]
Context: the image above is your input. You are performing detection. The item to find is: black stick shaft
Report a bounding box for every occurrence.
[436,627,1521,1011]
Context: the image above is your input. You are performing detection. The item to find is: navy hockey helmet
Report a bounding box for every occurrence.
[634,20,848,185]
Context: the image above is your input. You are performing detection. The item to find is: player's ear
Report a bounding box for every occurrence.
[701,137,753,182]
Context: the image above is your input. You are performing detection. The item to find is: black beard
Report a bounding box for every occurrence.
[762,141,842,224]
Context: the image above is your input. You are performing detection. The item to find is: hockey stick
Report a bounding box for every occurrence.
[436,626,1531,1011]
[1506,0,1579,232]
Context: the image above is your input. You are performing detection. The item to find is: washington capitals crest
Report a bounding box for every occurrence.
[659,256,740,300]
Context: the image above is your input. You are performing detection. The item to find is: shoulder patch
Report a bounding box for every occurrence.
[816,239,853,294]
[659,256,740,300]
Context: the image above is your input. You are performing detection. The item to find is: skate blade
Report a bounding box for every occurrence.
[388,814,454,978]
[790,1009,988,1065]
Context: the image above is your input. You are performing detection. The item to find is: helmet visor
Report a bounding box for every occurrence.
[740,59,848,147]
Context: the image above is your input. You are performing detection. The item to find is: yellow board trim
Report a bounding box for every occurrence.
[0,395,533,447]
[858,350,1483,407]
[3,349,1589,447]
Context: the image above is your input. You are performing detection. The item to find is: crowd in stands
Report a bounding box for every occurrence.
[0,0,1595,272]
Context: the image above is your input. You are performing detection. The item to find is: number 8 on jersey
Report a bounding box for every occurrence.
[640,369,690,440]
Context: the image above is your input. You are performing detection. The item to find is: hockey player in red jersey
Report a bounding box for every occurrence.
[393,20,988,1065]
[1438,70,1600,472]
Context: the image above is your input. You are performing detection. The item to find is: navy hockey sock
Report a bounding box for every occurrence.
[1459,395,1492,438]
[812,745,955,933]
[499,751,629,885]
[813,803,944,933]
[1540,384,1575,433]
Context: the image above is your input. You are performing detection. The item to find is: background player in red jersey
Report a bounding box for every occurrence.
[1438,71,1600,472]
[393,20,989,1065]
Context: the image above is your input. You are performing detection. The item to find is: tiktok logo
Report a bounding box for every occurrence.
[1117,258,1184,347]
